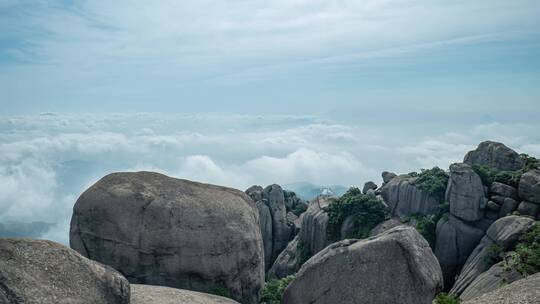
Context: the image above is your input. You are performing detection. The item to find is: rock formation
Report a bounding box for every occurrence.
[0,238,130,304]
[446,163,487,222]
[462,272,540,304]
[464,141,523,171]
[70,172,264,304]
[282,226,443,304]
[380,175,441,217]
[130,284,240,304]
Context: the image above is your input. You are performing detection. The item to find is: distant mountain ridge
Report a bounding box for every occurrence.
[283,181,348,200]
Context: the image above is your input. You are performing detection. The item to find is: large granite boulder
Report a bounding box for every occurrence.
[297,196,334,256]
[518,169,540,205]
[464,141,523,172]
[266,236,300,280]
[382,171,397,184]
[434,214,485,288]
[255,200,273,269]
[0,238,130,304]
[459,261,523,302]
[490,182,518,200]
[380,175,440,217]
[262,184,292,262]
[362,181,377,194]
[462,272,540,304]
[70,172,264,304]
[282,226,443,304]
[130,284,240,304]
[450,216,534,296]
[369,218,402,236]
[446,163,487,221]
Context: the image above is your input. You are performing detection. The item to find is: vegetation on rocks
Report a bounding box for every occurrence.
[413,167,449,203]
[325,187,389,241]
[402,213,439,248]
[514,222,540,275]
[434,292,461,304]
[209,283,232,299]
[260,275,295,304]
[472,154,539,187]
[484,244,503,268]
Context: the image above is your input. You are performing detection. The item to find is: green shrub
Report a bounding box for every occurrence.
[296,240,311,269]
[291,203,307,216]
[472,155,539,188]
[434,292,460,304]
[325,187,389,241]
[260,275,295,304]
[514,223,540,275]
[209,284,232,299]
[406,214,438,248]
[413,167,449,204]
[484,244,503,267]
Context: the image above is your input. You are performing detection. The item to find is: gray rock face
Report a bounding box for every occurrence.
[490,182,518,200]
[446,163,487,221]
[130,284,239,304]
[517,201,540,217]
[518,170,540,204]
[382,171,397,184]
[464,141,523,172]
[462,272,540,304]
[450,216,535,296]
[70,172,264,304]
[282,226,443,304]
[499,197,519,218]
[298,196,334,256]
[459,261,523,302]
[380,175,440,217]
[0,238,130,304]
[262,184,292,262]
[369,218,402,236]
[362,181,377,194]
[266,236,299,280]
[435,214,485,288]
[256,200,273,269]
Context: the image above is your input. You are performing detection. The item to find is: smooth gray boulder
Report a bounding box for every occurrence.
[450,216,534,296]
[262,184,292,262]
[490,182,518,200]
[459,261,523,302]
[255,200,273,269]
[519,170,540,204]
[362,181,377,194]
[517,201,539,217]
[130,284,239,304]
[282,226,443,304]
[499,197,519,218]
[297,196,334,256]
[266,236,300,280]
[435,214,485,288]
[382,171,397,184]
[70,172,264,304]
[369,218,402,236]
[446,163,487,221]
[380,175,440,217]
[462,272,540,304]
[0,238,130,304]
[464,141,523,172]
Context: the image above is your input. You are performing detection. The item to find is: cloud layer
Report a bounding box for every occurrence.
[1,112,539,244]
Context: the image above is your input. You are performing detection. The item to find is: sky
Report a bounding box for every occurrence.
[0,1,540,243]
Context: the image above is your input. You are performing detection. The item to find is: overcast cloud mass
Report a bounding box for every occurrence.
[0,1,539,243]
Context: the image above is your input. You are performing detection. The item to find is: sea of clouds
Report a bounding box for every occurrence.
[1,112,539,244]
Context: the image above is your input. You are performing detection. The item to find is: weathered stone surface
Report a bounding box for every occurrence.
[450,216,534,296]
[487,201,500,211]
[462,272,540,304]
[490,195,506,205]
[298,196,334,256]
[130,284,239,304]
[464,141,523,172]
[518,169,540,205]
[286,211,301,235]
[256,200,273,269]
[0,238,130,304]
[282,226,443,304]
[246,185,263,202]
[382,171,397,184]
[459,261,523,302]
[362,181,377,194]
[517,201,540,217]
[369,218,402,236]
[380,175,440,217]
[266,236,300,280]
[70,172,264,304]
[499,197,519,218]
[435,214,485,288]
[490,182,518,200]
[263,184,293,262]
[446,163,487,221]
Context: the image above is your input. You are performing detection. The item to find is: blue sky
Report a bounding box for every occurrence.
[1,0,539,116]
[1,1,540,243]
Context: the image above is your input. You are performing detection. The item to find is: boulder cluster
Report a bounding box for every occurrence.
[0,140,539,304]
